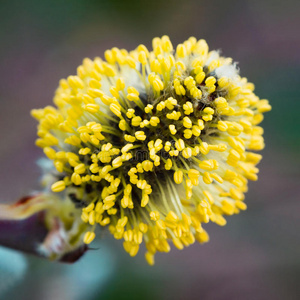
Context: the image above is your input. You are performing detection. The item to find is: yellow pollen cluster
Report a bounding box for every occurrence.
[32,36,271,265]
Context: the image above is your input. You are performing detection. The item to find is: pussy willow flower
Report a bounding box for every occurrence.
[31,36,271,265]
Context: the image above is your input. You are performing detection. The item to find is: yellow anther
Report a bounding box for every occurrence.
[176,44,186,58]
[203,107,214,115]
[103,63,116,77]
[188,169,199,179]
[71,172,82,185]
[169,124,177,135]
[140,120,149,128]
[44,147,56,160]
[227,149,241,166]
[145,104,153,113]
[139,223,148,233]
[98,94,111,106]
[141,195,149,207]
[138,51,147,65]
[198,159,216,171]
[121,143,133,154]
[150,59,161,73]
[184,76,195,89]
[109,86,120,99]
[183,116,192,128]
[161,35,173,52]
[215,97,228,109]
[119,120,127,131]
[90,135,100,146]
[51,181,66,192]
[83,203,95,213]
[175,61,186,71]
[124,134,136,142]
[127,86,139,95]
[150,211,160,221]
[236,201,247,210]
[156,101,165,111]
[101,143,112,152]
[135,131,147,141]
[227,122,243,136]
[217,121,228,131]
[142,160,154,172]
[67,75,84,89]
[169,149,179,156]
[137,44,149,56]
[104,50,116,64]
[90,163,100,173]
[155,219,165,230]
[199,142,210,155]
[66,152,79,161]
[165,159,172,170]
[118,216,128,228]
[79,147,91,155]
[239,119,252,133]
[85,103,100,114]
[154,139,163,150]
[145,252,154,266]
[196,120,204,130]
[192,125,201,137]
[218,77,229,88]
[77,126,90,134]
[100,217,110,226]
[153,156,160,166]
[175,139,185,151]
[205,76,216,87]
[202,172,213,184]
[195,229,210,243]
[152,78,164,92]
[112,156,123,168]
[74,163,86,174]
[211,173,223,183]
[150,116,160,126]
[160,56,173,72]
[184,129,193,139]
[195,71,205,84]
[257,99,272,113]
[88,210,96,225]
[31,109,44,120]
[246,152,262,164]
[126,108,135,119]
[81,211,89,223]
[104,195,116,203]
[131,116,142,126]
[182,147,192,158]
[183,101,193,115]
[165,97,177,110]
[174,170,183,184]
[126,56,136,68]
[110,103,122,117]
[83,231,96,244]
[87,87,103,99]
[89,78,101,89]
[203,190,214,204]
[116,78,125,91]
[43,133,59,146]
[127,93,140,102]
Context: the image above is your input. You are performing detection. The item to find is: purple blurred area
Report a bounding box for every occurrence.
[0,0,299,299]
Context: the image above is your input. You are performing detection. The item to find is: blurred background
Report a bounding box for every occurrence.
[0,0,299,299]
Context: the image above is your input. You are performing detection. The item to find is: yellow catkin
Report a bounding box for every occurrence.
[32,36,270,265]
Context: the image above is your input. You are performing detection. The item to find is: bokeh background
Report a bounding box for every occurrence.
[0,0,299,299]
